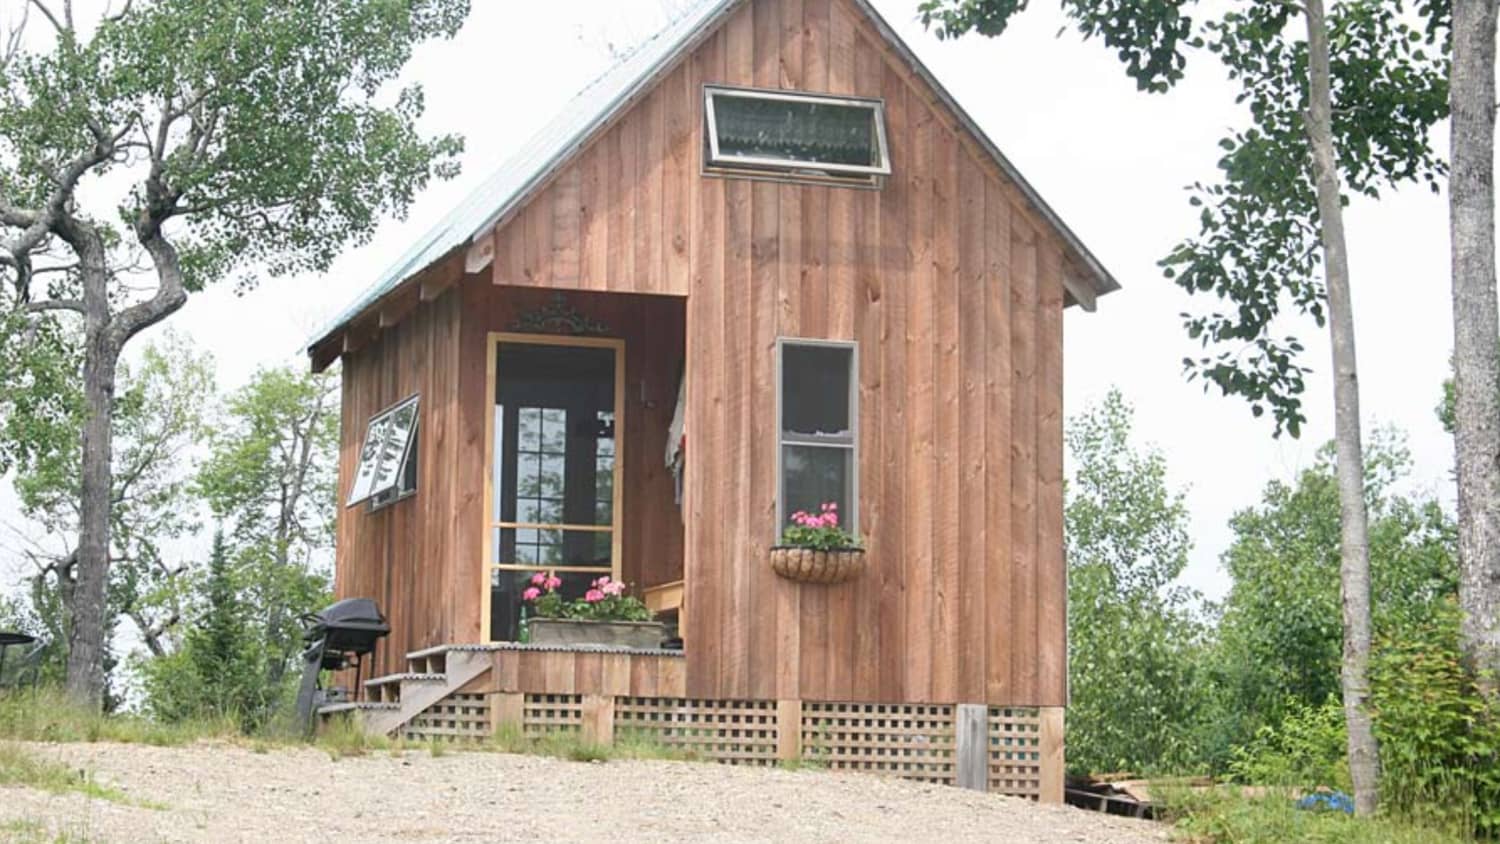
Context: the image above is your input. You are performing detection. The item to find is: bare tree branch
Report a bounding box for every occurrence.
[23,298,85,315]
[25,0,65,37]
[0,2,28,72]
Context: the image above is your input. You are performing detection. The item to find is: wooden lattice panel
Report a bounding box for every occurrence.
[614,697,779,765]
[522,693,584,734]
[402,693,491,743]
[801,703,957,785]
[988,707,1043,798]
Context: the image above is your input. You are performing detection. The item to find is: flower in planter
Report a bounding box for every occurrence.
[522,572,654,623]
[781,501,863,551]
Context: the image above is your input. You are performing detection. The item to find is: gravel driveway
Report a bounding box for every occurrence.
[2,741,1168,843]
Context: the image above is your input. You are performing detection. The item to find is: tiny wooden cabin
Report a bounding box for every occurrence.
[308,0,1118,799]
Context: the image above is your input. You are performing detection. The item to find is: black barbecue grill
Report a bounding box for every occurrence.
[294,597,389,735]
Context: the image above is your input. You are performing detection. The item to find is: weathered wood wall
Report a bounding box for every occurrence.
[336,283,685,678]
[482,0,1068,707]
[334,290,470,679]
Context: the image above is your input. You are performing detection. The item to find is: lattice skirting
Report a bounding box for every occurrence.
[988,707,1044,798]
[801,702,957,785]
[400,693,491,743]
[401,689,1062,801]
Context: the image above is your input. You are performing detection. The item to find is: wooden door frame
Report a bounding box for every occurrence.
[481,331,627,643]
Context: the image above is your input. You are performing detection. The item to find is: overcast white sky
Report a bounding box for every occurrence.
[0,0,1461,608]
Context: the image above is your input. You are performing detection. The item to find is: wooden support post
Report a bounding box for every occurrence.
[582,694,615,746]
[956,703,988,791]
[490,692,524,737]
[776,699,802,762]
[1039,706,1065,804]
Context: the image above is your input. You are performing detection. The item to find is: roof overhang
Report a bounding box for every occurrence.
[307,0,1120,371]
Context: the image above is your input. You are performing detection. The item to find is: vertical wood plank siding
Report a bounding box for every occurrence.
[337,0,1070,706]
[335,290,466,678]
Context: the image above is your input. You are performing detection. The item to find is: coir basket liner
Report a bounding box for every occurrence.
[769,546,865,585]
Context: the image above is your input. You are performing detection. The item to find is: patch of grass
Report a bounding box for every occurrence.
[0,689,236,747]
[0,818,99,844]
[0,742,132,806]
[482,724,696,763]
[776,756,827,772]
[1157,785,1464,844]
[313,712,394,759]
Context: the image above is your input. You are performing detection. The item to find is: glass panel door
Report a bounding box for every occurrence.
[489,338,621,642]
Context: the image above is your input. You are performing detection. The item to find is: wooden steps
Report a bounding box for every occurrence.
[316,701,400,716]
[356,647,493,737]
[363,672,445,704]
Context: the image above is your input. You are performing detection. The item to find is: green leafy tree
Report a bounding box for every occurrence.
[1065,390,1208,774]
[195,365,337,723]
[1207,433,1457,763]
[141,528,261,725]
[918,0,1449,811]
[0,0,468,707]
[2,332,213,704]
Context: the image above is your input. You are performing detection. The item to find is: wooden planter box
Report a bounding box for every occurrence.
[769,546,866,585]
[528,618,666,649]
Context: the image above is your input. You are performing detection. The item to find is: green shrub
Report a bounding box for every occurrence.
[1227,696,1349,791]
[1158,786,1461,844]
[1370,601,1500,839]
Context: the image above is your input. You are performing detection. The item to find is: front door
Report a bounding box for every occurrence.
[486,334,623,641]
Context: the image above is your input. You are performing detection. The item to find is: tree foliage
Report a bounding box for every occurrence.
[0,0,468,704]
[918,0,1447,436]
[192,365,337,723]
[1206,433,1457,762]
[2,331,213,699]
[139,528,262,727]
[1064,390,1208,774]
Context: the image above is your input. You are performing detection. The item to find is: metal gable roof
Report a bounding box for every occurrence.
[309,0,1120,360]
[306,0,742,355]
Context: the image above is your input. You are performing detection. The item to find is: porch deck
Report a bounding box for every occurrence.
[333,641,1063,803]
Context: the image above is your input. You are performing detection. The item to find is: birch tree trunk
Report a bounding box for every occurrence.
[1304,0,1380,815]
[1450,0,1500,698]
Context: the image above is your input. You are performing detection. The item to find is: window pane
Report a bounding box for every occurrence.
[348,396,420,507]
[495,527,613,568]
[782,344,853,440]
[371,400,418,492]
[712,93,880,168]
[782,444,852,529]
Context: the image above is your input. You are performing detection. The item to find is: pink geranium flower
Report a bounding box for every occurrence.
[584,589,605,603]
[530,572,547,587]
[545,575,562,590]
[522,587,541,601]
[603,580,626,596]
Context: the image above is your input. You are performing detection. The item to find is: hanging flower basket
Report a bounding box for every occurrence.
[772,501,865,584]
[769,545,866,585]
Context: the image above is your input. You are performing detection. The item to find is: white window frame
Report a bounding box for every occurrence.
[776,338,859,535]
[704,85,892,178]
[346,394,420,510]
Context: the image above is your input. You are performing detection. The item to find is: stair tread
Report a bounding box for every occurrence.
[317,701,401,714]
[363,672,446,687]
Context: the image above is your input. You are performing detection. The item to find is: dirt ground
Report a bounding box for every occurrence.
[1,741,1168,843]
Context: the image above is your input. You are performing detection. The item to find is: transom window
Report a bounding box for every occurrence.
[704,86,891,183]
[778,339,857,532]
[346,394,419,510]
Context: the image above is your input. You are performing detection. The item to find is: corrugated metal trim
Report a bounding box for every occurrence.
[445,642,686,658]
